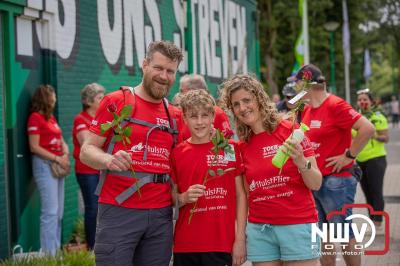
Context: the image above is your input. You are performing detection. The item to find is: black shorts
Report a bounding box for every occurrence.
[173,252,232,266]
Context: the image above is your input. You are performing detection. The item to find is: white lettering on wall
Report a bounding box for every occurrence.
[172,0,188,72]
[15,0,250,79]
[192,0,248,78]
[97,0,123,65]
[98,0,162,67]
[16,0,77,59]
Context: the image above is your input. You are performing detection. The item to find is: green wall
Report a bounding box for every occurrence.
[0,0,259,259]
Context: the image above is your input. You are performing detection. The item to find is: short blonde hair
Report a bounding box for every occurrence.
[221,74,281,142]
[81,83,105,110]
[180,89,215,116]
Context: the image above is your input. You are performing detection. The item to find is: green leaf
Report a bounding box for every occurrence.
[215,129,221,144]
[113,113,119,121]
[123,126,133,137]
[208,169,216,177]
[120,105,133,119]
[113,135,122,142]
[100,122,112,135]
[217,168,224,176]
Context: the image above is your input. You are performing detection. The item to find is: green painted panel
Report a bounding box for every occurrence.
[0,13,10,259]
[3,0,259,258]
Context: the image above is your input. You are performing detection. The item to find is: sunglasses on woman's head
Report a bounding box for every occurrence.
[356,88,370,95]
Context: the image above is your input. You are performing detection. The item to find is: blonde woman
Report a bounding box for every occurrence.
[222,74,322,266]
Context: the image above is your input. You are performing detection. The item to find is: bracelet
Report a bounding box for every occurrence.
[345,149,356,159]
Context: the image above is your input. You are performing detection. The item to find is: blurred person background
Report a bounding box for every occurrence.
[355,88,389,232]
[27,85,70,256]
[72,83,105,250]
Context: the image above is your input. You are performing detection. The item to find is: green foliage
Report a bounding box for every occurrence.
[0,251,95,266]
[69,218,85,244]
[258,0,399,99]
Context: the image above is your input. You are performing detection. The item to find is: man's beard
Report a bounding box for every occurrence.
[143,75,171,100]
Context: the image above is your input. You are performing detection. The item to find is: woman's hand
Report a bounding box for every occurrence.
[282,139,306,168]
[57,154,71,169]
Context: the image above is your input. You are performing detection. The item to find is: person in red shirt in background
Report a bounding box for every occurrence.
[290,64,374,266]
[222,74,322,266]
[171,89,247,266]
[179,74,234,140]
[27,85,70,256]
[72,83,105,250]
[80,41,183,266]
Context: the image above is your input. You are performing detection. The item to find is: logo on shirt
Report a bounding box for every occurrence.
[76,124,87,130]
[129,142,170,159]
[91,120,98,126]
[156,118,170,128]
[349,109,359,119]
[49,138,60,145]
[262,145,279,158]
[204,187,228,199]
[249,176,291,192]
[206,154,228,167]
[310,120,322,129]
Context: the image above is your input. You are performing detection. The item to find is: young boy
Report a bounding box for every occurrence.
[171,89,247,266]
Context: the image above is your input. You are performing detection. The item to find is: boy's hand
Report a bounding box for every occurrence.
[232,239,246,266]
[181,184,206,205]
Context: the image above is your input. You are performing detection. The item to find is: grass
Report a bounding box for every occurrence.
[0,250,95,266]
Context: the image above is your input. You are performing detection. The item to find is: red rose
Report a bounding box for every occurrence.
[107,102,117,113]
[302,70,313,81]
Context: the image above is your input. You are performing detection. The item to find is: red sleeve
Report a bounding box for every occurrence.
[214,106,234,138]
[334,99,362,129]
[27,113,41,135]
[73,114,89,135]
[301,135,315,158]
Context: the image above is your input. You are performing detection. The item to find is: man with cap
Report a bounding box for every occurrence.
[276,82,297,113]
[290,64,374,266]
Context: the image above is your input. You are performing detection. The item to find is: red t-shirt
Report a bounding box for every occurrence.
[240,120,318,225]
[301,94,362,177]
[27,112,63,156]
[72,111,99,174]
[179,106,234,140]
[90,90,180,209]
[171,140,242,253]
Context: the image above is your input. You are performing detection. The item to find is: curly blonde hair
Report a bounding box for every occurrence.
[180,89,215,117]
[221,74,281,142]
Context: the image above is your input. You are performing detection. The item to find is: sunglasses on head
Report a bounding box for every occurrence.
[356,88,370,95]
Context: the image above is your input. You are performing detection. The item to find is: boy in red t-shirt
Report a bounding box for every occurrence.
[171,90,247,266]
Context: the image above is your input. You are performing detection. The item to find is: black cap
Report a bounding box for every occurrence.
[282,82,297,96]
[287,64,326,84]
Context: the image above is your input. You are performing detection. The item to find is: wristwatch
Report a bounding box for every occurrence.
[299,160,312,171]
[345,149,356,159]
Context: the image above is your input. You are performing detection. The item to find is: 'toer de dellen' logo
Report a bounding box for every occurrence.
[311,204,390,255]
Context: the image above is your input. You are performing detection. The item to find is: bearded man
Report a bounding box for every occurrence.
[81,41,183,266]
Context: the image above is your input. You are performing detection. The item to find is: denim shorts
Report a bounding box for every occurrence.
[246,222,320,262]
[313,175,358,239]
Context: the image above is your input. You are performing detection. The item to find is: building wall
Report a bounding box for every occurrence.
[1,0,259,258]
